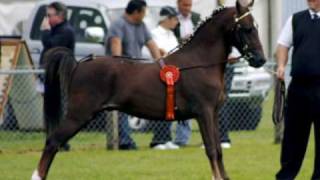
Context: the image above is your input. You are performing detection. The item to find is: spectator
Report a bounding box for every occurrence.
[200,49,238,150]
[275,0,320,179]
[40,1,75,151]
[218,48,240,149]
[172,0,201,147]
[149,6,180,150]
[105,0,161,150]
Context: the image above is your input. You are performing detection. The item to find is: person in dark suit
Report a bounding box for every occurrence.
[276,0,320,179]
[40,1,75,151]
[173,0,201,43]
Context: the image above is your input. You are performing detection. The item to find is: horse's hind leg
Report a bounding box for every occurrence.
[197,106,229,180]
[32,113,90,180]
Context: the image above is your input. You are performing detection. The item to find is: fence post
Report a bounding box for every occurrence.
[106,111,119,150]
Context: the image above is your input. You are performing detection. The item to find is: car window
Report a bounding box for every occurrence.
[31,5,107,43]
[106,7,161,29]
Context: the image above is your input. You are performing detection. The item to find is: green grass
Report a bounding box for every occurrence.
[0,93,316,180]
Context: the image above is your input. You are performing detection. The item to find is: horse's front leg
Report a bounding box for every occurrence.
[196,106,229,180]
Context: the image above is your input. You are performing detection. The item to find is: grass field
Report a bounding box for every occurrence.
[0,93,316,180]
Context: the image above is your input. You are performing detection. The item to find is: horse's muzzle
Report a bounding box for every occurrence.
[247,52,266,68]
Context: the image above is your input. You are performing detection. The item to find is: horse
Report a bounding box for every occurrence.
[32,1,266,179]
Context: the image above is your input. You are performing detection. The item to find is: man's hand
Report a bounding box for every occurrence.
[159,48,167,57]
[276,65,285,81]
[41,17,51,30]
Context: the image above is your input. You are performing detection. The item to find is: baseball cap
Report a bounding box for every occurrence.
[159,6,178,19]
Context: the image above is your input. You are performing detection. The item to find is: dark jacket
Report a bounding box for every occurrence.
[40,21,75,67]
[173,12,201,42]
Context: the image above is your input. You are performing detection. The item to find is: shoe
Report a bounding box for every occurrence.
[119,144,137,150]
[200,143,231,149]
[221,142,231,149]
[152,144,167,150]
[164,141,180,150]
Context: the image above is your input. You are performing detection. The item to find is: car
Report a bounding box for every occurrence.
[227,61,273,130]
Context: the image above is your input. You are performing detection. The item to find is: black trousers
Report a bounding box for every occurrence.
[276,78,320,180]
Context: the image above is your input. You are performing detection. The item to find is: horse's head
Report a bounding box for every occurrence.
[231,0,266,68]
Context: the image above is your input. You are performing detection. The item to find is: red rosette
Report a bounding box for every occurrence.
[160,65,180,84]
[159,65,180,120]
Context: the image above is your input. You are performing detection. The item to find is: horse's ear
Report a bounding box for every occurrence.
[237,0,254,7]
[249,0,255,7]
[236,0,253,13]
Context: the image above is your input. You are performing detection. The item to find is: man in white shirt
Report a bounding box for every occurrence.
[149,6,180,150]
[173,0,201,42]
[276,0,320,179]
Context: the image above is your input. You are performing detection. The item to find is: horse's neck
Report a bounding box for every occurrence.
[167,10,234,67]
[169,27,231,67]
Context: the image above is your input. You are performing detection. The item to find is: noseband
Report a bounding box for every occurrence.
[235,11,251,23]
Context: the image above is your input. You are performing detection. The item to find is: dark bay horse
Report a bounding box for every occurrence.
[32,1,266,180]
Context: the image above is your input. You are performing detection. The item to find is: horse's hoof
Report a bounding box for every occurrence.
[212,176,229,180]
[31,170,42,180]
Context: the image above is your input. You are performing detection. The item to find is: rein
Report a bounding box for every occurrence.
[178,60,228,71]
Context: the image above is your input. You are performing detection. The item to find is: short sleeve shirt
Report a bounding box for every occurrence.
[277,10,320,48]
[106,15,152,58]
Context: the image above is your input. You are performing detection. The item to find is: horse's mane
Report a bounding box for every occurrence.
[178,6,227,49]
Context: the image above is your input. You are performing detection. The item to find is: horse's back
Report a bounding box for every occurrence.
[69,56,166,115]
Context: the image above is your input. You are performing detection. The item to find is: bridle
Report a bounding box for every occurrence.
[229,10,255,63]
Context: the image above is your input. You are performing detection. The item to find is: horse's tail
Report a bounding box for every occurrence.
[43,47,77,136]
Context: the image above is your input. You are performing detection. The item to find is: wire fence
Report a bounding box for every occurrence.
[0,63,274,151]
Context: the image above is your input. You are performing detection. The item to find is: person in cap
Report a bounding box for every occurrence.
[149,6,180,150]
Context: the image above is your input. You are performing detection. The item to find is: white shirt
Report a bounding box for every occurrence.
[178,14,194,39]
[278,10,320,48]
[151,25,179,53]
